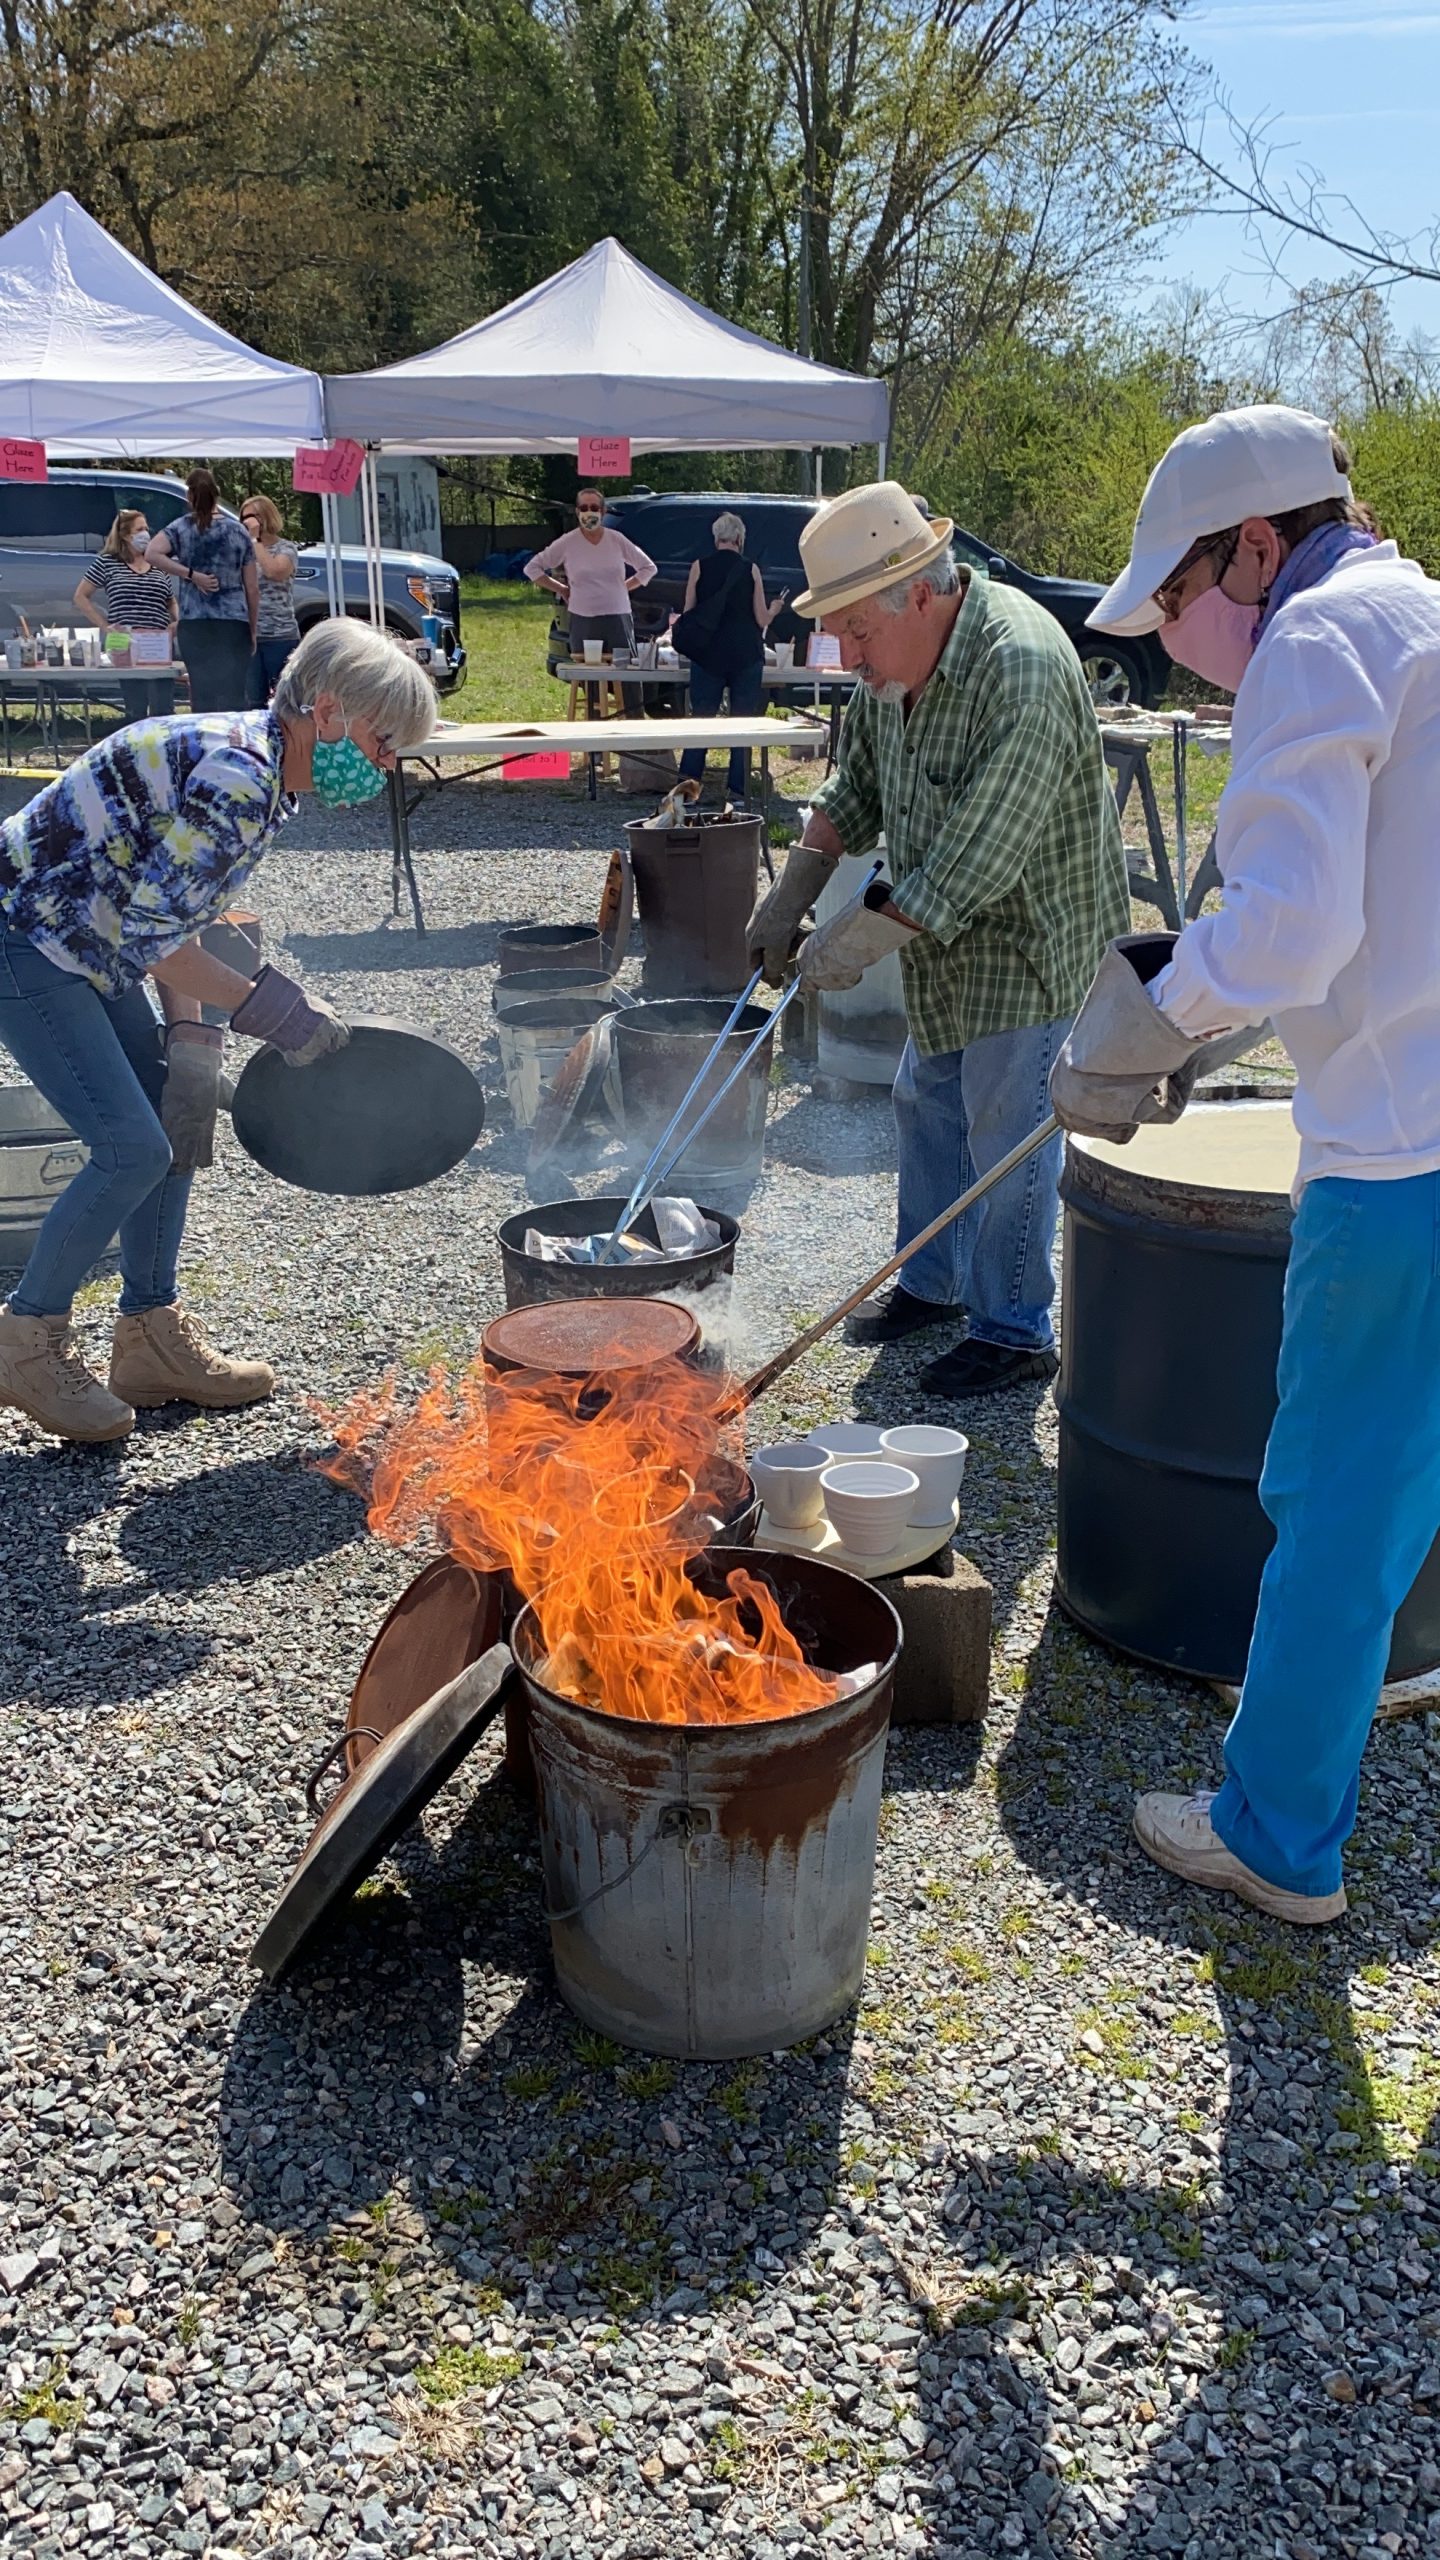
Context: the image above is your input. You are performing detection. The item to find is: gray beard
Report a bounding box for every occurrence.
[866,677,907,707]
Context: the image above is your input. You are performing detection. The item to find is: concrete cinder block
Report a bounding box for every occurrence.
[878,1546,992,1725]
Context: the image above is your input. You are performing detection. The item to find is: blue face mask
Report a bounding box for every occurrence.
[308,717,387,807]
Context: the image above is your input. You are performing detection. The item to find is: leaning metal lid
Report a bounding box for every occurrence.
[344,1558,505,1772]
[481,1295,700,1378]
[251,1641,515,1982]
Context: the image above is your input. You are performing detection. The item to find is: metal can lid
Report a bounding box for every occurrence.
[482,1294,700,1377]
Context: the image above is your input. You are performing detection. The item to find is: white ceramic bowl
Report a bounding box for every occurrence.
[750,1440,829,1529]
[879,1424,969,1529]
[806,1421,886,1462]
[820,1460,920,1557]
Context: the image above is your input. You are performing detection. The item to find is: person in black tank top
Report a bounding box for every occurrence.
[678,512,789,799]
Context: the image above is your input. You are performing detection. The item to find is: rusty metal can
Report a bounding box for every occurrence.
[513,1546,902,2059]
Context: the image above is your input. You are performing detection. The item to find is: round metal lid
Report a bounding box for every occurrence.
[525,1015,619,1174]
[231,1018,485,1196]
[251,1640,515,1982]
[481,1295,699,1378]
[345,1558,505,1770]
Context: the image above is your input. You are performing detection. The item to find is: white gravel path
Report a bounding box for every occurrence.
[2,778,1440,2560]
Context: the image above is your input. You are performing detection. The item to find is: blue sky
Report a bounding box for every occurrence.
[1158,0,1440,342]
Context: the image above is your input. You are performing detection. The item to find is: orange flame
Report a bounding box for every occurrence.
[321,1354,838,1727]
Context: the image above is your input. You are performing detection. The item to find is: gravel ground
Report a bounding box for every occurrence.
[4,777,1440,2560]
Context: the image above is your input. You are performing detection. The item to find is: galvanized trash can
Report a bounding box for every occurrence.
[0,1086,115,1279]
[615,997,777,1196]
[496,995,617,1133]
[513,1547,902,2059]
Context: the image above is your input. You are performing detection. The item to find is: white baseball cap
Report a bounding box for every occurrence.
[1089,405,1351,636]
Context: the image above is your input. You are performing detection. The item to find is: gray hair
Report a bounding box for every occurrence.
[711,512,746,549]
[272,618,437,747]
[875,551,961,615]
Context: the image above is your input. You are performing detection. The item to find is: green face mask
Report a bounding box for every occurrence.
[309,718,387,807]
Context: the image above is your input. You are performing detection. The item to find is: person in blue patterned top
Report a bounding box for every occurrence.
[0,619,436,1445]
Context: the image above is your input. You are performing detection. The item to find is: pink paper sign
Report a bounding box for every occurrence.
[0,438,47,483]
[503,750,573,782]
[578,434,631,478]
[291,439,365,497]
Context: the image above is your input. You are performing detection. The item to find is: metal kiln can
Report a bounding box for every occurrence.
[1057,1125,1440,1683]
[513,1547,902,2059]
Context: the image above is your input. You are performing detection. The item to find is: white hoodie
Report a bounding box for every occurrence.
[1154,542,1440,1191]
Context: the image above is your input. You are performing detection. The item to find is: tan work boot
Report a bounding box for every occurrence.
[0,1305,135,1442]
[110,1303,275,1411]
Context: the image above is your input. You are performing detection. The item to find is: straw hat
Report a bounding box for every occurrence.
[794,481,955,619]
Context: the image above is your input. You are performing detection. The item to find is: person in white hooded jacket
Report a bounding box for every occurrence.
[1050,402,1440,1925]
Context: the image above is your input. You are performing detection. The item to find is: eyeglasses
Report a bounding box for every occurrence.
[1154,526,1240,619]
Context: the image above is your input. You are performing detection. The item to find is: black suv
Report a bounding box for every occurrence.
[558,489,1167,710]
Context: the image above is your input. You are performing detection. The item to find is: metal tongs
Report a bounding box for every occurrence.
[597,856,885,1263]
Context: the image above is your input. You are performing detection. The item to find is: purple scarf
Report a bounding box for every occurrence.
[1257,519,1377,641]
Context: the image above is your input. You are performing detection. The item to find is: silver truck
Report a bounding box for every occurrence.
[0,466,466,690]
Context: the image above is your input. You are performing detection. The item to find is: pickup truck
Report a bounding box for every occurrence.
[0,467,466,691]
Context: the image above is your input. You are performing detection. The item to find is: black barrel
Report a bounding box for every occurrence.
[624,815,762,995]
[498,1195,740,1310]
[1057,1119,1440,1684]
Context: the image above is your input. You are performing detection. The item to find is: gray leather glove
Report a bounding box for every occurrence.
[798,897,919,992]
[161,1023,224,1175]
[229,964,350,1068]
[1050,934,1209,1144]
[745,844,839,985]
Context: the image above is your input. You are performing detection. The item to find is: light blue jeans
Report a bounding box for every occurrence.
[0,931,190,1319]
[891,1016,1070,1349]
[1214,1170,1440,1898]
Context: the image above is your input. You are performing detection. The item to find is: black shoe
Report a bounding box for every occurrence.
[921,1339,1059,1399]
[846,1284,964,1347]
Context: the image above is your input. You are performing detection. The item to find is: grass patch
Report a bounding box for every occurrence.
[1076,2008,1147,2081]
[3,2357,85,2431]
[504,2065,557,2101]
[617,2058,675,2100]
[415,2342,524,2406]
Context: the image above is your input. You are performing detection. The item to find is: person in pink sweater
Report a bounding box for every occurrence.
[525,491,656,707]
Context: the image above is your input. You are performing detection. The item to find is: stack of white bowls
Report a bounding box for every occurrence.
[749,1420,968,1560]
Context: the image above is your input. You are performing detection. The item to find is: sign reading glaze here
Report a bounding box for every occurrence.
[578,435,631,478]
[0,439,46,483]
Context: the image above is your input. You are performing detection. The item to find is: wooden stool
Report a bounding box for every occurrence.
[566,675,625,723]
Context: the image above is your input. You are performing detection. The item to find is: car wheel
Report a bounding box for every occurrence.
[1078,640,1150,711]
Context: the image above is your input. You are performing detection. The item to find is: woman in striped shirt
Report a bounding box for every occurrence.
[74,509,178,723]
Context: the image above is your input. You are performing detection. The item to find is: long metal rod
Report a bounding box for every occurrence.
[598,967,764,1262]
[727,1112,1060,1416]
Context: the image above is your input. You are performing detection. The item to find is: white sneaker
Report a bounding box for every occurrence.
[1133,1790,1347,1926]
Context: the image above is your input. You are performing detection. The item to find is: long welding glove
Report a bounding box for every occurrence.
[1050,933,1264,1145]
[229,964,350,1068]
[797,882,919,991]
[745,844,839,985]
[160,1023,225,1175]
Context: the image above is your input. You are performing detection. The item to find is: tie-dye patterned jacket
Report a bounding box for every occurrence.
[0,712,292,997]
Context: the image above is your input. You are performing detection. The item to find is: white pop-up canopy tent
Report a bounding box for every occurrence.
[325,236,889,453]
[0,191,327,456]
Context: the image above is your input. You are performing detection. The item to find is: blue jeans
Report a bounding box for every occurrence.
[892,1018,1069,1349]
[0,932,190,1319]
[246,633,298,707]
[1213,1171,1440,1898]
[680,660,766,798]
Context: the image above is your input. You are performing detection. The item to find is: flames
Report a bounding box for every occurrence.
[322,1353,839,1727]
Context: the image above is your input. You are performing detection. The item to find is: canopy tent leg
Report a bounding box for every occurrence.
[320,488,345,622]
[360,450,385,628]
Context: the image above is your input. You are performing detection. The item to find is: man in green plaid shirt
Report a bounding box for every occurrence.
[748,483,1129,1398]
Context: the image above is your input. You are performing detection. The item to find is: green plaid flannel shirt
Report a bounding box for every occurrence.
[811,573,1129,1055]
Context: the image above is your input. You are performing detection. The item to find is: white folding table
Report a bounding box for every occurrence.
[385,715,827,933]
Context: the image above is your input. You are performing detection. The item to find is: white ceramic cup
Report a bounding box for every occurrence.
[582,637,604,663]
[806,1421,886,1463]
[879,1424,969,1529]
[820,1459,920,1557]
[750,1441,829,1529]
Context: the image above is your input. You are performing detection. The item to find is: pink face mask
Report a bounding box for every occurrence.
[1160,583,1259,694]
